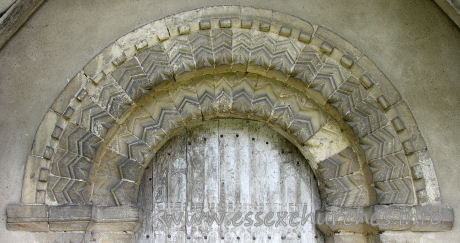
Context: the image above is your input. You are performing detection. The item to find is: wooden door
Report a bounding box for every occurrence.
[137,119,321,242]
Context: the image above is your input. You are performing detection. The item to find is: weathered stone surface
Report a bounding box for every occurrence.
[375,205,454,232]
[318,147,360,180]
[83,43,125,77]
[320,41,334,55]
[359,125,402,161]
[6,205,48,232]
[71,97,116,138]
[325,233,379,243]
[318,205,454,234]
[386,101,427,153]
[57,123,102,160]
[375,177,416,205]
[368,152,410,182]
[48,205,91,231]
[31,110,59,157]
[7,6,450,240]
[136,45,174,88]
[315,27,363,61]
[51,72,88,115]
[21,156,49,204]
[89,206,140,232]
[111,58,151,101]
[43,70,414,208]
[328,76,387,137]
[355,56,401,107]
[6,205,140,233]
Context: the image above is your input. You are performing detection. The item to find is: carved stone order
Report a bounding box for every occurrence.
[9,5,451,240]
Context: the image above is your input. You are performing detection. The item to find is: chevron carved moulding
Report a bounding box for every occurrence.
[6,6,452,242]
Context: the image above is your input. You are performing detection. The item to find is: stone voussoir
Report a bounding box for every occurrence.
[17,7,442,236]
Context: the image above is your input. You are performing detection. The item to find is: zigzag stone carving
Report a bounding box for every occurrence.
[21,6,438,211]
[317,147,372,207]
[92,73,368,207]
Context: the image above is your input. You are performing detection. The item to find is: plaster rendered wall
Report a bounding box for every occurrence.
[0,0,458,242]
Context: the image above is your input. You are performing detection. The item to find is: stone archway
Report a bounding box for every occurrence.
[89,72,374,209]
[6,6,453,242]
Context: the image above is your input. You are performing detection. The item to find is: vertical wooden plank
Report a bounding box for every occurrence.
[185,125,204,207]
[236,120,251,206]
[166,131,187,204]
[217,119,238,241]
[283,139,306,242]
[247,121,272,240]
[186,120,220,241]
[263,123,283,207]
[136,160,153,243]
[247,122,267,205]
[135,119,321,242]
[152,148,169,242]
[233,119,251,242]
[154,130,187,242]
[218,119,238,206]
[202,121,220,207]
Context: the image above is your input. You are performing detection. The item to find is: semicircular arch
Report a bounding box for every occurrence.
[21,6,438,212]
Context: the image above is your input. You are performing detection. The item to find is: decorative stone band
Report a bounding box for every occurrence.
[6,205,140,233]
[89,73,379,208]
[20,6,441,212]
[6,204,452,233]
